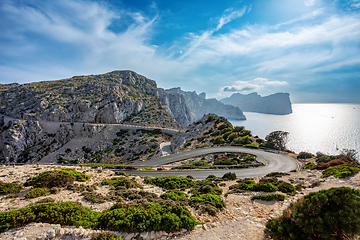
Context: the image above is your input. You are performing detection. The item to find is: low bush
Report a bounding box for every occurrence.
[59,169,90,182]
[68,184,97,193]
[222,172,236,181]
[303,162,315,169]
[196,143,210,149]
[0,201,198,234]
[251,194,285,201]
[190,181,222,195]
[189,194,226,210]
[184,142,192,147]
[277,182,296,193]
[214,156,237,165]
[101,177,142,189]
[0,182,23,195]
[0,202,100,232]
[161,190,188,201]
[25,188,49,199]
[266,172,289,177]
[265,187,360,240]
[297,152,313,159]
[321,164,360,178]
[91,232,122,240]
[98,202,197,233]
[231,181,278,192]
[144,176,197,190]
[24,170,75,188]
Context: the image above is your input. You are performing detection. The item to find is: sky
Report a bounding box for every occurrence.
[0,0,360,103]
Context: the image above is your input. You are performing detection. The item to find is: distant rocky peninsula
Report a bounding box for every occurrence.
[158,87,246,127]
[221,92,292,115]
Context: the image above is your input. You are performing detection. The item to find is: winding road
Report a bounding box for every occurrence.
[128,147,298,179]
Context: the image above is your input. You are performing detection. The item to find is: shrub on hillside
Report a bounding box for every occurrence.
[144,176,197,190]
[222,172,237,181]
[161,190,189,201]
[0,182,23,195]
[277,182,296,193]
[321,164,360,178]
[265,187,360,240]
[251,194,285,201]
[25,188,49,199]
[297,152,313,159]
[59,169,90,182]
[98,202,197,233]
[303,162,315,169]
[190,181,222,195]
[189,194,226,211]
[101,177,142,189]
[24,170,75,188]
[91,232,122,240]
[0,202,100,232]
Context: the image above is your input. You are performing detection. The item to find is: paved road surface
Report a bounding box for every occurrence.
[128,147,298,179]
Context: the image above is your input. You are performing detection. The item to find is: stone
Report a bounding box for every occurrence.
[46,229,56,239]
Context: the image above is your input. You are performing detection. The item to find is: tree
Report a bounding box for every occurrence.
[265,131,289,151]
[341,149,358,163]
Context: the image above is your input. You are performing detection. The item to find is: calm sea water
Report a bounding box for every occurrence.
[229,104,360,156]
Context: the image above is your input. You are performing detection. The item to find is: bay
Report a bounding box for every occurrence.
[229,104,360,156]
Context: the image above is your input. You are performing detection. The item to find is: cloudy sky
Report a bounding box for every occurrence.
[0,0,360,103]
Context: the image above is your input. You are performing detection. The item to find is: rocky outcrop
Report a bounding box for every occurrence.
[0,70,159,124]
[0,119,75,163]
[221,92,292,115]
[158,88,246,127]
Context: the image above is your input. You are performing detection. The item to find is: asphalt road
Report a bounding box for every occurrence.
[128,147,298,179]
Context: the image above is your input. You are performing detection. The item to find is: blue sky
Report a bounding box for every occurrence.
[0,0,360,103]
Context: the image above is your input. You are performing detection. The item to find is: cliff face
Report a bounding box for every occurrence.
[221,92,292,115]
[0,70,160,124]
[158,88,246,127]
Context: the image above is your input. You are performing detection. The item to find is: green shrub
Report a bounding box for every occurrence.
[232,136,252,145]
[101,177,142,189]
[161,190,189,201]
[265,187,360,240]
[59,169,90,182]
[321,164,360,178]
[256,183,278,192]
[217,122,232,130]
[187,161,209,167]
[191,181,222,195]
[303,162,315,169]
[222,172,236,181]
[0,182,23,195]
[195,143,210,149]
[242,156,255,161]
[82,192,108,203]
[67,184,97,193]
[251,194,285,201]
[244,144,259,149]
[277,182,296,193]
[24,170,75,188]
[297,152,313,159]
[184,142,192,147]
[145,176,196,190]
[91,232,122,240]
[214,157,237,165]
[25,188,49,199]
[98,202,197,233]
[213,136,225,145]
[189,194,226,210]
[266,172,289,177]
[0,202,100,232]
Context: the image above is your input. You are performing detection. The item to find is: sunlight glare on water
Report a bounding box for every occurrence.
[229,104,360,155]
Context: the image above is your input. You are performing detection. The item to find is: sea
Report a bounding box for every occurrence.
[229,104,360,156]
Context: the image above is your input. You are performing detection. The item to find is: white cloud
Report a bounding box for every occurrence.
[304,0,316,7]
[221,78,288,93]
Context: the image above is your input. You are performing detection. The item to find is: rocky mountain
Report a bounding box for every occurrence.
[0,70,178,128]
[221,92,292,115]
[158,87,246,127]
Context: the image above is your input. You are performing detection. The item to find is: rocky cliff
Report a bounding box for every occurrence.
[0,70,177,127]
[221,92,292,115]
[158,88,246,127]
